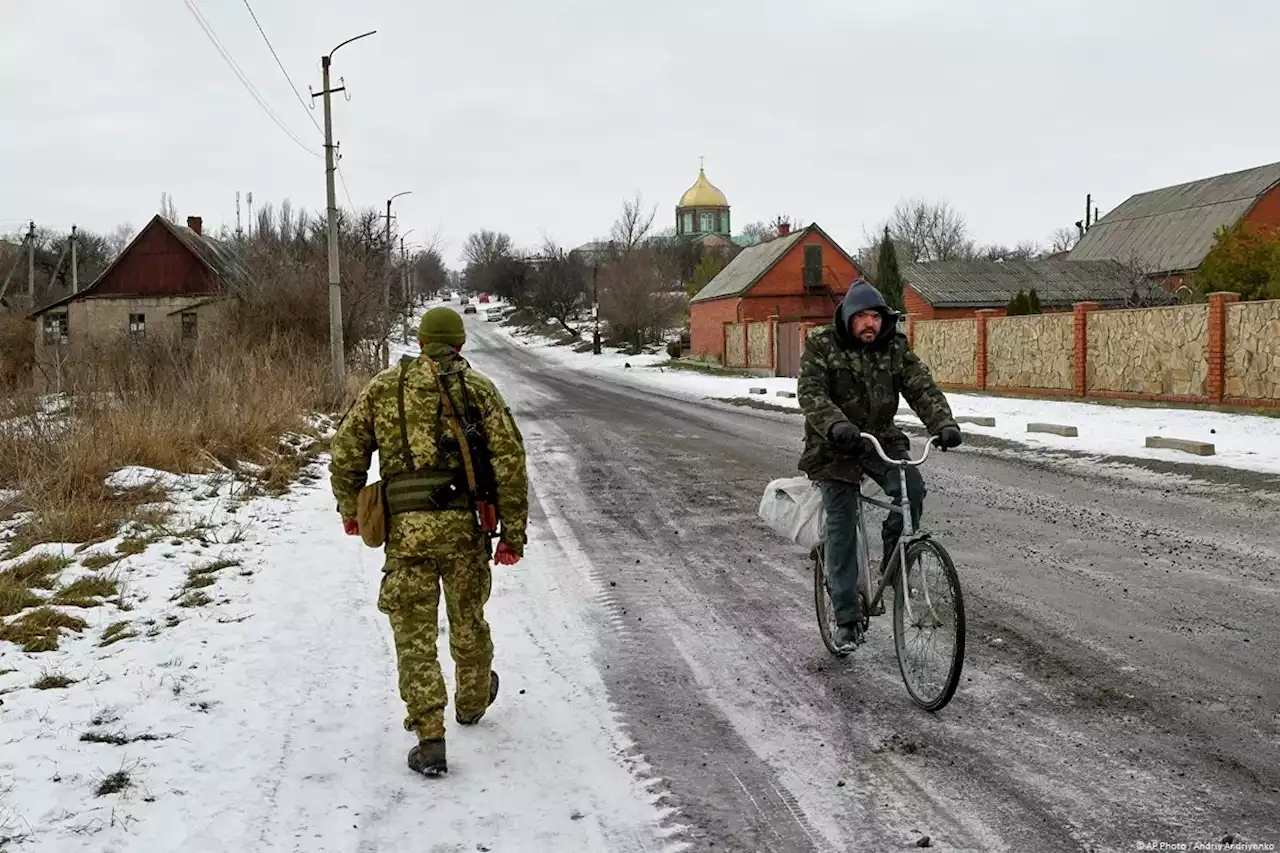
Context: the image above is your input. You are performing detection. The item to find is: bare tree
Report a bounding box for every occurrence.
[527,240,589,336]
[886,198,972,263]
[739,221,772,245]
[976,240,1042,261]
[1049,226,1081,254]
[609,194,657,254]
[599,246,684,354]
[160,192,179,223]
[107,223,136,257]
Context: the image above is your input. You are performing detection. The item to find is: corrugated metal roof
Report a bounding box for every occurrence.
[903,258,1147,308]
[1068,161,1280,273]
[689,228,808,303]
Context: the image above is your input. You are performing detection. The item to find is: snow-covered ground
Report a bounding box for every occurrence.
[0,359,684,851]
[494,322,1280,476]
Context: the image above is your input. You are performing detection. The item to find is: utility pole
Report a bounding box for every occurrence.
[70,225,79,294]
[27,221,36,302]
[383,191,411,368]
[247,191,254,239]
[311,30,376,390]
[592,264,601,355]
[400,228,415,345]
[236,192,243,240]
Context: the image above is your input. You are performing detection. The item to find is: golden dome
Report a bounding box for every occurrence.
[678,167,729,209]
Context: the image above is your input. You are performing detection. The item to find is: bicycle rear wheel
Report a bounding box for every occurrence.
[892,538,965,711]
[812,544,849,657]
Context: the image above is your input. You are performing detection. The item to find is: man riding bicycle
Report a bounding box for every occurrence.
[797,279,962,653]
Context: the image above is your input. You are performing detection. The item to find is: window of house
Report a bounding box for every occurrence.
[43,311,69,347]
[128,313,146,338]
[721,212,729,234]
[181,312,198,340]
[803,244,823,287]
[681,212,694,234]
[700,211,715,232]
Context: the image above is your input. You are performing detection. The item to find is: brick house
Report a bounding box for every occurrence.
[28,214,245,391]
[1068,160,1280,288]
[688,222,860,362]
[901,258,1148,320]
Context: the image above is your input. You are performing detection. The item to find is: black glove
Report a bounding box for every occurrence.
[830,421,862,451]
[934,425,962,450]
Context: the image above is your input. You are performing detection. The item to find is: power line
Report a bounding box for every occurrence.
[238,0,323,138]
[237,1,361,214]
[181,0,320,159]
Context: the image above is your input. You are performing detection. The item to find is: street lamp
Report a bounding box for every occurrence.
[382,190,412,367]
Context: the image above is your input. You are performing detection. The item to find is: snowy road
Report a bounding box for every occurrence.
[464,316,1280,852]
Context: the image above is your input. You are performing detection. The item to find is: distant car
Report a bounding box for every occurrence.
[478,294,490,303]
[463,304,477,314]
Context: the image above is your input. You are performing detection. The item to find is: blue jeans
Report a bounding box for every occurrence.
[820,468,926,627]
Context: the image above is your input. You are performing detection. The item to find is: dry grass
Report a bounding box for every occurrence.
[0,606,88,652]
[0,554,73,616]
[0,312,35,391]
[51,575,119,608]
[81,552,123,570]
[93,769,132,797]
[99,620,135,647]
[0,330,346,557]
[176,591,212,608]
[32,670,76,690]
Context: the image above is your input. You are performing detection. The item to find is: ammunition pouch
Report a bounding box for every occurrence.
[384,471,472,515]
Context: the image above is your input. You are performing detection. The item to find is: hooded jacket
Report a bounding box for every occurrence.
[797,281,956,482]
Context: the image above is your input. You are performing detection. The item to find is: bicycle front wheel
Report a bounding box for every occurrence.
[893,538,965,711]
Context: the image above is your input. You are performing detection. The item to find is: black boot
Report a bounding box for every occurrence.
[407,739,447,777]
[457,671,499,726]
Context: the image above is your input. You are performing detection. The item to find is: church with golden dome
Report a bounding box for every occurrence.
[675,160,734,246]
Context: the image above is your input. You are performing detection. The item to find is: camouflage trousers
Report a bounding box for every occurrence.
[377,551,494,741]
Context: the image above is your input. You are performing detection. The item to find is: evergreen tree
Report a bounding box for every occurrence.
[1006,290,1030,315]
[875,226,905,311]
[1026,287,1042,314]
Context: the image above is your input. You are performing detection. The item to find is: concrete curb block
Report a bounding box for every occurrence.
[1027,422,1078,437]
[956,416,996,427]
[748,387,767,395]
[776,391,797,399]
[1146,436,1215,456]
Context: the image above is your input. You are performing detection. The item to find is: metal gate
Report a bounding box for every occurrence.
[776,322,804,377]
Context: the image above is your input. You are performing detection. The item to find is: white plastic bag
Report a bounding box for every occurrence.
[757,476,825,550]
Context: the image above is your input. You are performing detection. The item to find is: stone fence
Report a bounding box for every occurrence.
[908,292,1280,408]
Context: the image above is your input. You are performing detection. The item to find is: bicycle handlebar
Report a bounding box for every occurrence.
[861,432,936,467]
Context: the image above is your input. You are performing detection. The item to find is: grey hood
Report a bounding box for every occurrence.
[833,280,898,349]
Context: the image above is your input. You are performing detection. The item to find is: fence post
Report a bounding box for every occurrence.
[906,313,916,348]
[1072,301,1101,397]
[974,309,998,391]
[742,322,750,369]
[1206,291,1240,402]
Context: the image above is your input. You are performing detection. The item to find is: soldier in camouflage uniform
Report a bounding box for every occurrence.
[329,306,528,777]
[798,280,961,652]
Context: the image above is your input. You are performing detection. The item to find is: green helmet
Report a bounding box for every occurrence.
[418,307,466,346]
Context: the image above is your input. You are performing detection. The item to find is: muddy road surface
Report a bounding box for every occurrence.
[466,318,1280,853]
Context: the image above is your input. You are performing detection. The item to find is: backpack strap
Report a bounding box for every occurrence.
[396,358,416,472]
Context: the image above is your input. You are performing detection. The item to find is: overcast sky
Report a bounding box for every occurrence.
[3,0,1278,266]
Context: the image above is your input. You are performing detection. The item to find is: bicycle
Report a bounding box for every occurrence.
[811,433,966,712]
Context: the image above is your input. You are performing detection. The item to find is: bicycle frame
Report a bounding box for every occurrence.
[856,433,934,618]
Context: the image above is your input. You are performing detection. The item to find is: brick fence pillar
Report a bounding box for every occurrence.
[1206,291,1241,402]
[974,309,998,390]
[1072,301,1101,396]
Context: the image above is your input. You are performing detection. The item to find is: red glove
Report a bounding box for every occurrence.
[494,542,520,565]
[343,518,360,537]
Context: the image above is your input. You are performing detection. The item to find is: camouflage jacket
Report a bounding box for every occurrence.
[797,326,956,482]
[329,343,529,559]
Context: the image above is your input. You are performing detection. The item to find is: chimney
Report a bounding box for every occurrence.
[187,216,203,235]
[777,222,791,237]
